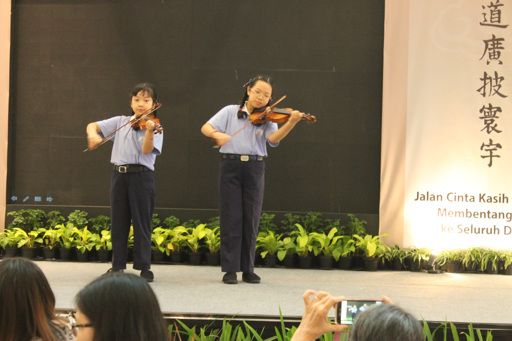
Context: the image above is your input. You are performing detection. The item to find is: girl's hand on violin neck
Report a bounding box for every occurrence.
[288,110,304,124]
[212,131,231,147]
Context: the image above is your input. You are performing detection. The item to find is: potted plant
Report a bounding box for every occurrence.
[463,246,484,272]
[0,229,19,257]
[480,248,501,274]
[256,231,284,268]
[56,223,77,260]
[88,215,110,234]
[333,236,356,270]
[309,227,342,269]
[204,226,221,266]
[382,245,408,270]
[280,236,297,268]
[406,247,432,272]
[183,224,207,265]
[501,250,512,275]
[7,209,47,232]
[167,226,188,263]
[42,227,62,259]
[46,210,65,229]
[292,224,314,268]
[342,213,367,236]
[73,227,100,262]
[13,227,45,259]
[96,230,112,262]
[151,227,171,262]
[436,249,465,273]
[353,233,389,271]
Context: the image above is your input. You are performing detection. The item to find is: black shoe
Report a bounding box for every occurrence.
[141,270,154,282]
[222,272,238,284]
[242,272,261,284]
[103,268,124,276]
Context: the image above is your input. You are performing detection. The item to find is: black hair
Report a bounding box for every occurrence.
[237,75,274,119]
[130,82,159,117]
[350,303,423,341]
[75,273,169,341]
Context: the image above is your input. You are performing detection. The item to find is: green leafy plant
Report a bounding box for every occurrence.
[97,230,112,251]
[13,227,45,248]
[436,249,465,266]
[292,224,314,257]
[88,215,110,234]
[204,227,221,254]
[259,212,277,233]
[300,212,324,234]
[309,227,342,257]
[67,210,88,230]
[46,211,65,228]
[501,250,512,269]
[280,213,302,236]
[42,228,62,249]
[56,223,77,249]
[353,233,389,258]
[7,209,47,232]
[0,229,19,248]
[342,213,367,236]
[73,227,100,254]
[480,248,501,272]
[256,230,284,259]
[151,227,172,255]
[463,246,485,270]
[382,245,408,265]
[163,215,181,229]
[183,224,207,253]
[407,247,432,263]
[332,235,356,261]
[167,226,188,252]
[151,213,161,230]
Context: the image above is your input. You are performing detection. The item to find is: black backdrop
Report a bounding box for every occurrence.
[7,0,384,230]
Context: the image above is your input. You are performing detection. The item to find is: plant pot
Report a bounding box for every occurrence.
[263,254,277,268]
[4,246,18,258]
[318,255,334,269]
[363,257,379,271]
[504,264,512,275]
[59,248,73,261]
[205,252,220,266]
[282,254,296,268]
[76,250,89,262]
[21,247,39,259]
[409,259,425,272]
[446,260,462,273]
[43,247,57,260]
[188,252,202,265]
[170,251,182,263]
[97,249,111,262]
[464,260,478,273]
[391,258,404,270]
[338,256,353,270]
[485,260,499,274]
[298,256,312,269]
[152,250,166,262]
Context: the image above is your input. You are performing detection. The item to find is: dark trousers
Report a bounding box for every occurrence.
[110,170,155,270]
[218,159,265,273]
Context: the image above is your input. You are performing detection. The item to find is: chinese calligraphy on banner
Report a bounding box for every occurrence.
[381,0,511,250]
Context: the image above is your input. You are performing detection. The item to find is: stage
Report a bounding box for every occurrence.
[37,260,512,328]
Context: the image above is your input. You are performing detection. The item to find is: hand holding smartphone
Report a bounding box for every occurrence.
[335,299,383,324]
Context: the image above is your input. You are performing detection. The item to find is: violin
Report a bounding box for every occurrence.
[249,107,316,125]
[131,113,163,134]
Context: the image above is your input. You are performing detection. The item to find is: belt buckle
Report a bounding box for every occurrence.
[118,166,128,173]
[240,155,249,162]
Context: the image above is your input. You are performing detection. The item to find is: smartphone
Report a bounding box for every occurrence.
[335,299,383,324]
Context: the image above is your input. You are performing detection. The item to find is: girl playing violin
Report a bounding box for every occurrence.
[86,83,163,282]
[201,75,304,284]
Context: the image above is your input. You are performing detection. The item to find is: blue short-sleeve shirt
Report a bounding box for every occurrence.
[207,104,279,156]
[97,116,163,170]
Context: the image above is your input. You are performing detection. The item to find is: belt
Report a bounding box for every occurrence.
[113,165,150,173]
[222,154,264,161]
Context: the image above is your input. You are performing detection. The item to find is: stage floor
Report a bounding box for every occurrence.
[35,260,512,326]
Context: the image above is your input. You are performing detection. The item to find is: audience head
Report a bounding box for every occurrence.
[350,303,423,341]
[0,257,59,341]
[74,272,169,341]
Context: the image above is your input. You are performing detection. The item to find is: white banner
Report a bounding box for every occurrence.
[381,0,511,250]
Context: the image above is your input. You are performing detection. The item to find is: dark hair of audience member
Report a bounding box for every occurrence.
[350,303,423,341]
[75,272,169,341]
[0,257,64,341]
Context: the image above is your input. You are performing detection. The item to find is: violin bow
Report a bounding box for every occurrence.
[83,103,162,152]
[212,95,287,148]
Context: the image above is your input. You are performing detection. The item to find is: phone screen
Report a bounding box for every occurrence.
[335,300,383,324]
